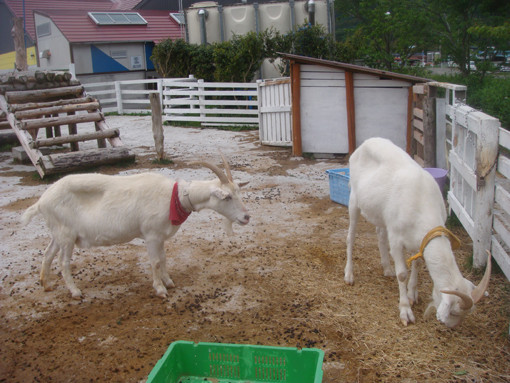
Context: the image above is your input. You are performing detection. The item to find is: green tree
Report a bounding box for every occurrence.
[336,0,432,70]
[151,39,191,78]
[269,23,356,75]
[336,0,509,74]
[410,0,509,75]
[151,39,215,81]
[212,31,268,82]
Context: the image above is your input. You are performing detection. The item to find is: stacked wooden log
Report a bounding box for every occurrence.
[0,70,80,94]
[0,110,9,130]
[0,72,134,177]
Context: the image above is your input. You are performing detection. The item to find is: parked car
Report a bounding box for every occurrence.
[500,64,510,72]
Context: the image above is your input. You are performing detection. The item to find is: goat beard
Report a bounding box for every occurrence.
[223,218,234,236]
[424,303,436,318]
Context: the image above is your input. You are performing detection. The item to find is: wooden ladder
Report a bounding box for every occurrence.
[0,84,134,178]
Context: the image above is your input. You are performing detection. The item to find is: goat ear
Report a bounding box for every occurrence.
[238,181,249,188]
[212,188,231,200]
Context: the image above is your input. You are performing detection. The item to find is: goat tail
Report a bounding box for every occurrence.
[21,202,40,226]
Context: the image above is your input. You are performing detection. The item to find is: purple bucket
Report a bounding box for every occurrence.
[424,168,448,192]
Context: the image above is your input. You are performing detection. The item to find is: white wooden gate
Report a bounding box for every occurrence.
[435,86,500,268]
[447,104,499,267]
[257,78,292,147]
[492,128,510,279]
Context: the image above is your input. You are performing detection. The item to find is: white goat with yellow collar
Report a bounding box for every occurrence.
[344,137,490,328]
[21,155,250,300]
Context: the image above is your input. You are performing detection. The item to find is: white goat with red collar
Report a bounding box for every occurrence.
[344,137,490,328]
[21,155,250,299]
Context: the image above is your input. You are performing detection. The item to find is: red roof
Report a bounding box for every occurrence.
[110,0,144,10]
[4,0,143,41]
[34,9,182,43]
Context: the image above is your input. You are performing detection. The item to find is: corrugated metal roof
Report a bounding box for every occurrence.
[281,53,431,83]
[35,9,181,43]
[110,0,144,10]
[5,0,143,40]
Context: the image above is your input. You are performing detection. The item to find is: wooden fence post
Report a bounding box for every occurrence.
[290,61,302,156]
[472,115,499,267]
[157,79,163,110]
[198,79,205,122]
[423,84,436,167]
[115,81,123,115]
[345,71,356,154]
[150,93,164,161]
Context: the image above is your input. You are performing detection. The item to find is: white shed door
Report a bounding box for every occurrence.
[300,65,349,154]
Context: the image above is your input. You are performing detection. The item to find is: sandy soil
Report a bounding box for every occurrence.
[0,116,509,383]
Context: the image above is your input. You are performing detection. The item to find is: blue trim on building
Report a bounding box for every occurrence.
[145,42,155,70]
[91,45,128,73]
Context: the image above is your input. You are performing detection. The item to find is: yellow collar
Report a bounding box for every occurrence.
[406,226,461,267]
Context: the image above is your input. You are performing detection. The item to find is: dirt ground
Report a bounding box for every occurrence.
[0,116,509,383]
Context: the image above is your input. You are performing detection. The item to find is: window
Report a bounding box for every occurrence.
[88,12,147,25]
[36,22,51,37]
[170,12,185,25]
[110,50,127,59]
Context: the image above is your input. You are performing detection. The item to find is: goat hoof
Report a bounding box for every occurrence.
[400,309,415,326]
[408,297,419,306]
[344,273,354,285]
[71,292,83,300]
[155,287,168,299]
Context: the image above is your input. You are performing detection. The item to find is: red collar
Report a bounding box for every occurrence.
[169,183,191,226]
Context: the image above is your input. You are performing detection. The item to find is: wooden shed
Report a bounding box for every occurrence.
[281,53,430,156]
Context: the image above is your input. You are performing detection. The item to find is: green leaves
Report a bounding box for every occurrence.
[151,25,354,81]
[336,0,510,74]
[151,39,215,81]
[213,32,268,82]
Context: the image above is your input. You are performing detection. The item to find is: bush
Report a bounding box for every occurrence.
[213,31,268,82]
[152,24,356,81]
[430,73,510,129]
[151,39,215,81]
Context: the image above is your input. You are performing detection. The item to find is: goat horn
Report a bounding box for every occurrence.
[193,161,229,184]
[440,289,473,310]
[219,151,233,182]
[471,250,492,304]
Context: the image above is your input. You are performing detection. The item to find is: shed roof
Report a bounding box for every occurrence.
[4,0,143,41]
[34,9,181,44]
[280,53,431,84]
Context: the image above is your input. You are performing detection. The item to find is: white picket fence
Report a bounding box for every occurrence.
[83,77,261,127]
[84,78,163,114]
[162,79,258,127]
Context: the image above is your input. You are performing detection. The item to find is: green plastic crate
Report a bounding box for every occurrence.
[147,341,324,383]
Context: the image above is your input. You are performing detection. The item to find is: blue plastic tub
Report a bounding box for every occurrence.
[326,168,350,206]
